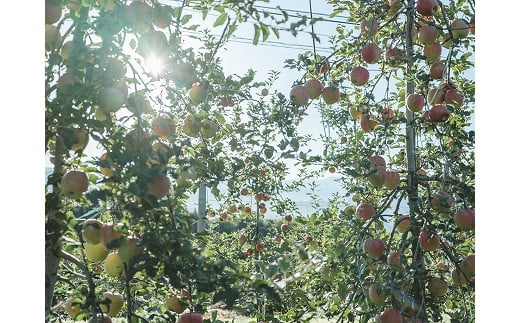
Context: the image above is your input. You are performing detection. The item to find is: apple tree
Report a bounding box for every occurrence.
[281,0,475,321]
[45,0,314,321]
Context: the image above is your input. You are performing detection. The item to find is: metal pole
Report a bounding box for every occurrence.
[197,183,206,233]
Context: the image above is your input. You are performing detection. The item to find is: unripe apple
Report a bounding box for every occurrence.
[45,24,62,51]
[368,283,387,305]
[429,61,445,80]
[322,86,340,104]
[148,174,170,198]
[165,294,187,314]
[65,296,82,319]
[118,237,145,262]
[363,238,385,258]
[395,216,411,233]
[289,85,310,106]
[350,66,370,86]
[368,165,386,187]
[418,25,439,45]
[182,115,202,137]
[416,0,439,17]
[406,93,425,112]
[450,19,470,39]
[99,153,114,177]
[380,308,404,323]
[104,252,123,278]
[201,119,219,138]
[304,79,323,99]
[423,41,442,63]
[179,312,203,323]
[70,127,89,152]
[428,104,451,122]
[61,170,89,198]
[99,87,126,113]
[451,267,468,287]
[152,8,172,29]
[356,203,375,221]
[427,277,448,296]
[189,83,208,104]
[454,208,475,231]
[384,171,400,190]
[444,89,463,107]
[84,242,110,262]
[350,106,363,120]
[152,116,176,139]
[361,43,381,64]
[82,219,103,244]
[100,292,124,317]
[418,230,440,251]
[46,0,62,24]
[427,88,445,105]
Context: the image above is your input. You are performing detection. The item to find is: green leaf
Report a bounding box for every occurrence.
[253,24,260,45]
[214,12,228,27]
[181,14,192,25]
[260,23,269,42]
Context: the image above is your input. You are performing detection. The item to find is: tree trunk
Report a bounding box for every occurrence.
[404,0,427,320]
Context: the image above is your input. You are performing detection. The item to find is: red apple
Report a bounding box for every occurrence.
[380,308,404,323]
[360,18,378,37]
[255,243,265,252]
[274,235,282,243]
[368,283,387,305]
[61,170,89,198]
[461,254,475,278]
[363,238,385,258]
[243,205,252,214]
[428,104,451,122]
[381,106,395,121]
[284,214,293,222]
[429,61,445,79]
[416,0,439,17]
[281,223,290,232]
[240,188,249,196]
[454,208,475,231]
[369,155,386,168]
[178,312,203,323]
[322,86,340,104]
[356,203,375,221]
[290,85,310,106]
[427,277,448,296]
[304,79,323,99]
[360,114,378,132]
[46,0,62,24]
[418,25,439,45]
[444,89,463,107]
[384,171,401,190]
[386,251,403,270]
[350,66,370,86]
[450,19,470,39]
[362,43,381,64]
[430,191,455,210]
[238,234,247,245]
[418,230,440,251]
[245,248,254,256]
[385,47,404,67]
[148,174,170,198]
[423,41,442,63]
[152,116,176,139]
[100,223,124,249]
[406,93,425,112]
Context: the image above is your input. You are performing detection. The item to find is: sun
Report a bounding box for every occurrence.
[145,54,165,76]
